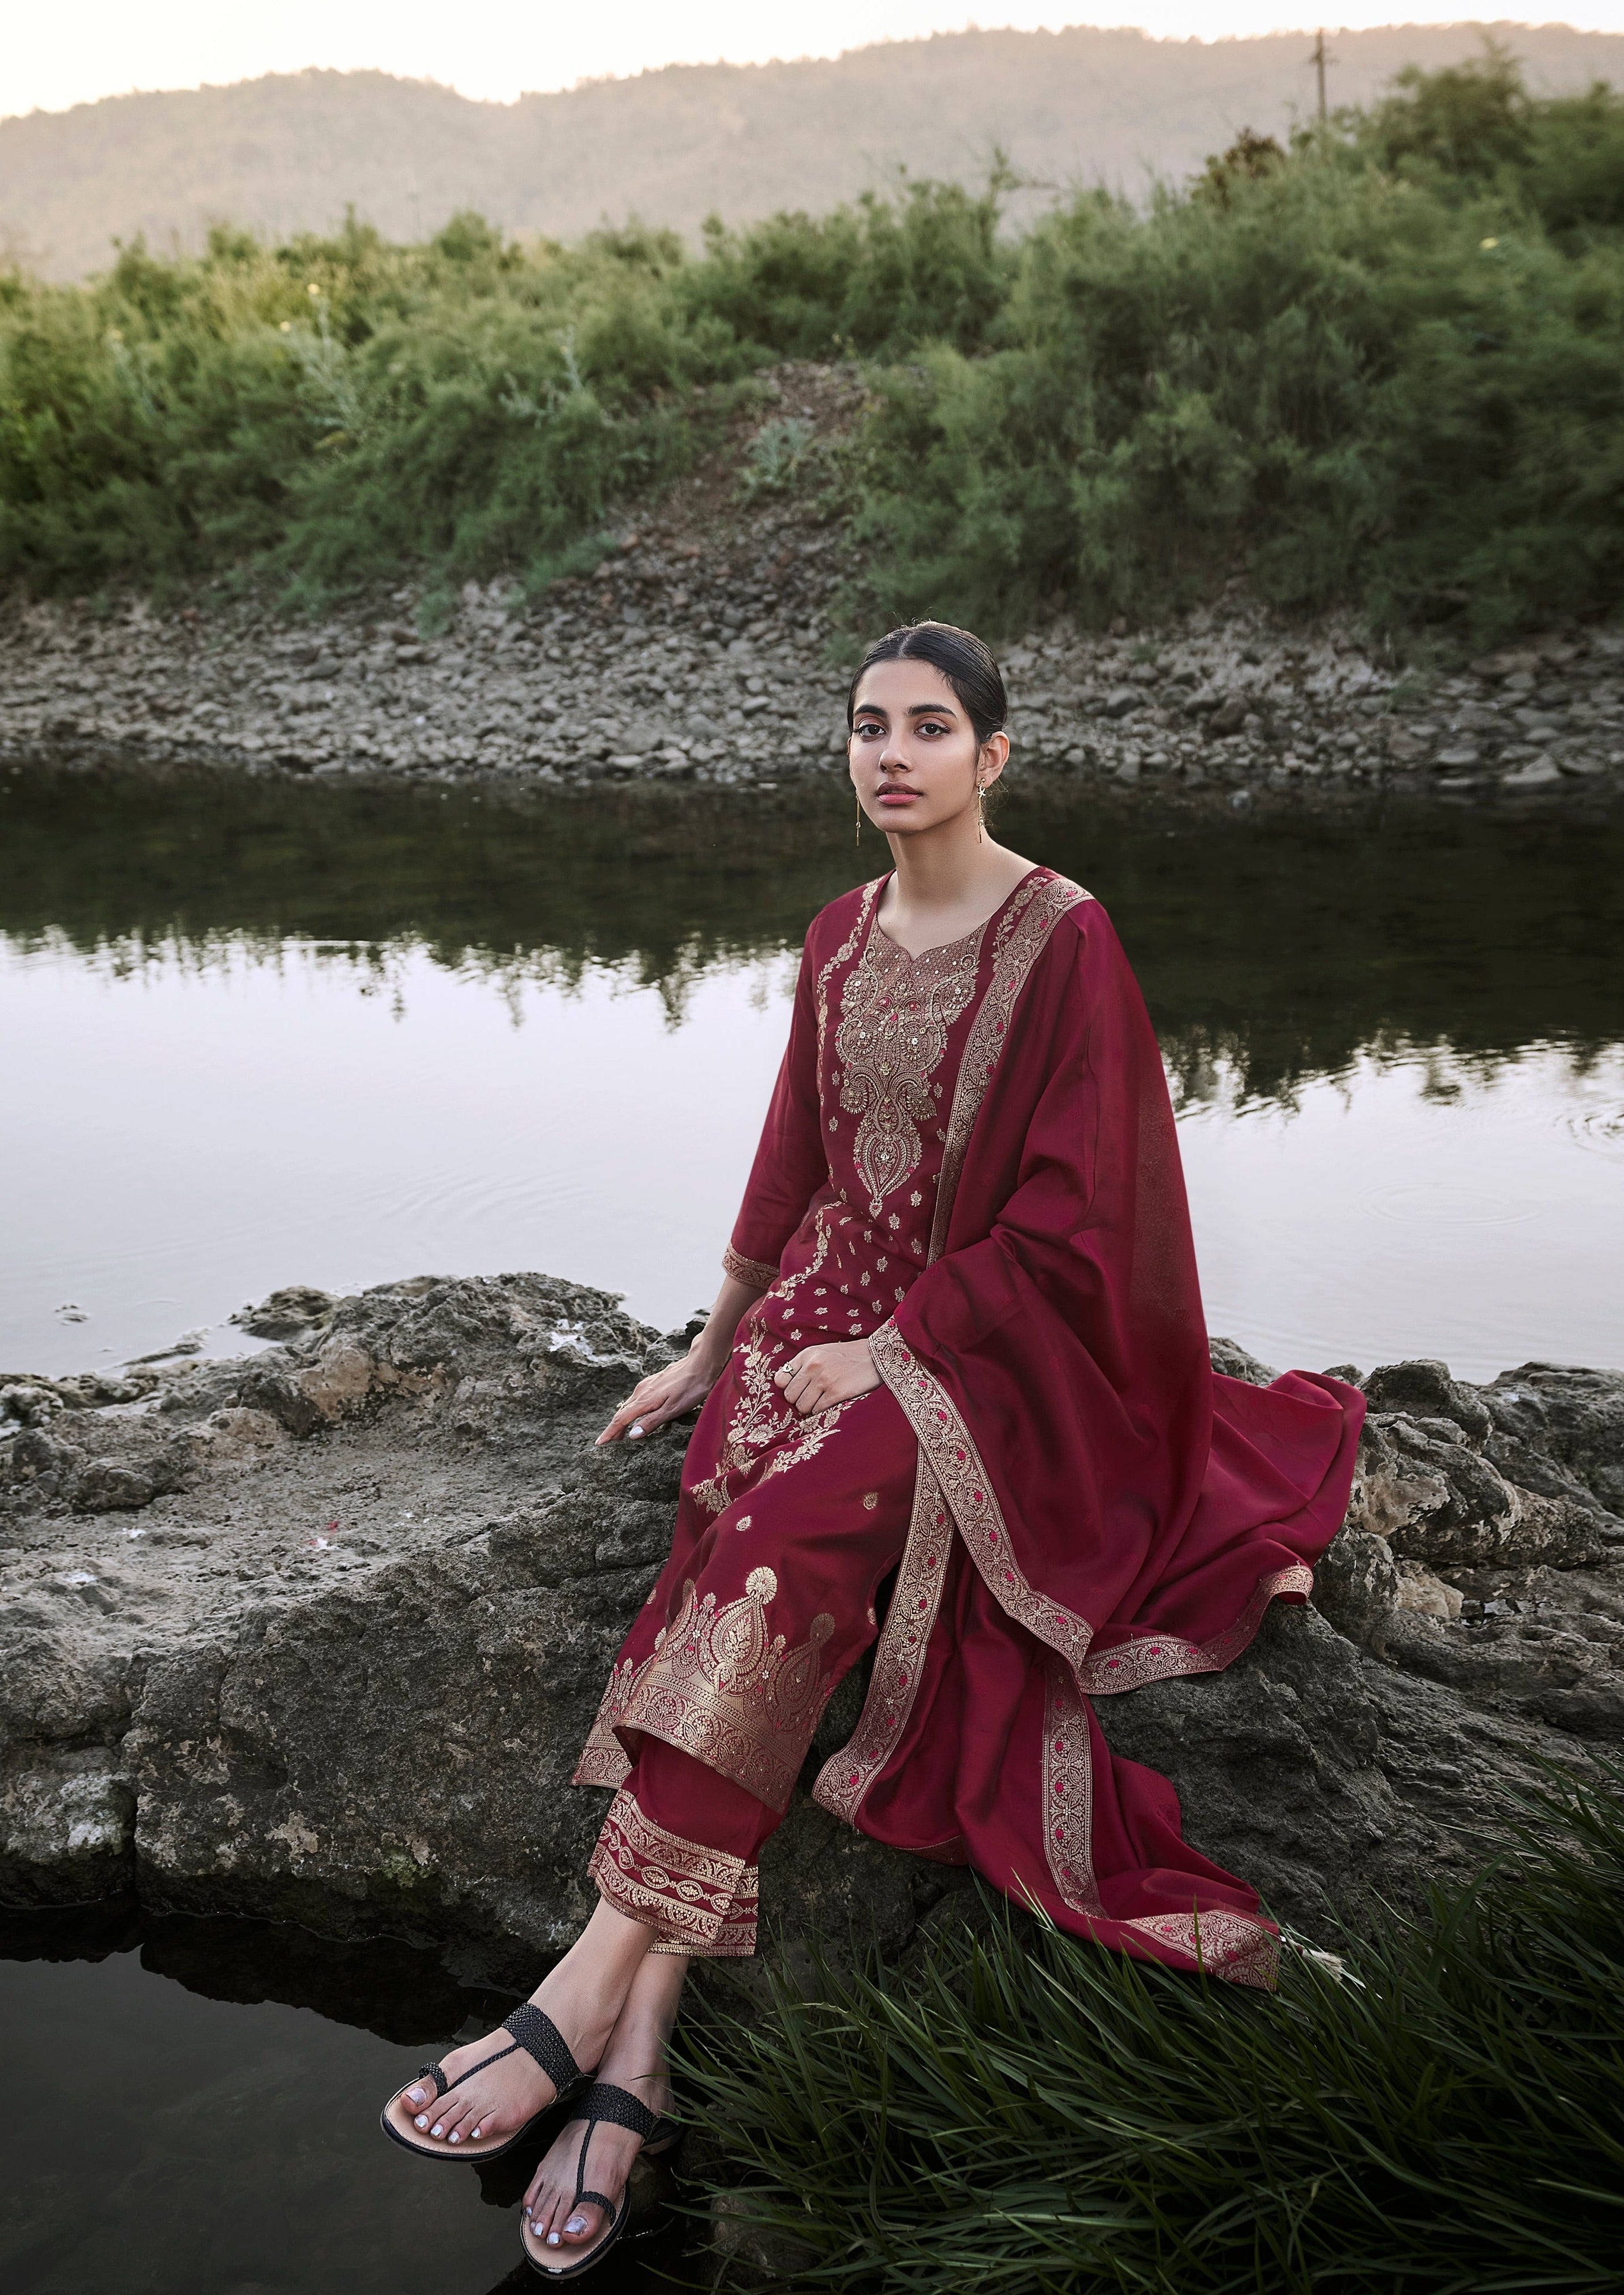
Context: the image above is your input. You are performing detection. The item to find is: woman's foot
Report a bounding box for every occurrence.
[522,1948,689,2269]
[522,2066,673,2262]
[386,1902,654,2152]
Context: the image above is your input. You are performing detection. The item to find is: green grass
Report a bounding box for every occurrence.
[679,1767,1624,2292]
[4,48,1624,643]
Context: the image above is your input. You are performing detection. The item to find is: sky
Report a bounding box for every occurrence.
[6,4,1624,118]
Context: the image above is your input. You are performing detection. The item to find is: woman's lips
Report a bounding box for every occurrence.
[876,788,921,804]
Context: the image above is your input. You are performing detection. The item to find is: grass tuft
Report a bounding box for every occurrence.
[680,1766,1624,2292]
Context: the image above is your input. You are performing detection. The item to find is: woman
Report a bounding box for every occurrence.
[382,622,1364,2277]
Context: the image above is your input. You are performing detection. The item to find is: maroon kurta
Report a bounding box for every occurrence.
[576,868,1363,1985]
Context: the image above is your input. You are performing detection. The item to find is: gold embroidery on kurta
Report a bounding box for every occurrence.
[692,1203,855,1519]
[722,1244,781,1291]
[614,1566,837,1812]
[836,922,984,1216]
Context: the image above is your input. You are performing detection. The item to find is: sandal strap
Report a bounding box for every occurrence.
[576,2081,661,2141]
[576,2189,618,2217]
[415,2062,450,2098]
[502,2002,583,2098]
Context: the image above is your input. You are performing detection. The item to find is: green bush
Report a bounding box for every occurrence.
[682,1768,1624,2293]
[4,53,1624,641]
[850,54,1624,644]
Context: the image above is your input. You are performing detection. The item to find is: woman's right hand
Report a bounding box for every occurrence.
[595,1347,723,1446]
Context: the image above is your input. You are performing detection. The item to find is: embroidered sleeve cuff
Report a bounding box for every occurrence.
[722,1245,780,1291]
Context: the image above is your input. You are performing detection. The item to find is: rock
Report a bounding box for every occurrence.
[1,1286,1621,1975]
[1209,1334,1279,1387]
[1101,688,1146,718]
[1394,1560,1464,1620]
[233,1285,336,1339]
[1095,1601,1596,1931]
[1363,1358,1491,1441]
[1,1752,134,1904]
[1311,1525,1400,1646]
[1501,758,1562,788]
[1483,1362,1624,1516]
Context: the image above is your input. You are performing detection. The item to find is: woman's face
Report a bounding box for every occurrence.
[848,659,1008,837]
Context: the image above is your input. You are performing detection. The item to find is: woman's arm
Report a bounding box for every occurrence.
[596,1271,766,1444]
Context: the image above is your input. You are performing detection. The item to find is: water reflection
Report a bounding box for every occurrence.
[1,765,1620,1379]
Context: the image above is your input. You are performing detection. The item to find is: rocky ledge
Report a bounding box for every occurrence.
[3,362,1622,811]
[2,1278,1621,1979]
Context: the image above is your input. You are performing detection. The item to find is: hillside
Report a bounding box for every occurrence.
[5,21,1624,279]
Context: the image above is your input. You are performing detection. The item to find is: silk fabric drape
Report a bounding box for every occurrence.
[577,869,1362,1984]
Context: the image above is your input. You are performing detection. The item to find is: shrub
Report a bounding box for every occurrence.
[4,56,1624,641]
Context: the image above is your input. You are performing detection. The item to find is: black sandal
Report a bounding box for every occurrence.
[380,2002,588,2163]
[521,2080,683,2279]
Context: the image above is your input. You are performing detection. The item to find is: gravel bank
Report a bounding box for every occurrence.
[5,363,1623,808]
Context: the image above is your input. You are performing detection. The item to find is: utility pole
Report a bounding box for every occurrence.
[1310,29,1334,126]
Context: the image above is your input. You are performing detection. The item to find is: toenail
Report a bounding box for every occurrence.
[565,2215,587,2236]
[406,2087,424,2103]
[414,2115,428,2129]
[448,2131,462,2144]
[470,2127,482,2140]
[431,2124,444,2137]
[546,2233,560,2246]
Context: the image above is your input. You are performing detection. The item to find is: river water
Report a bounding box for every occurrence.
[3,764,1622,1382]
[1,1903,680,2293]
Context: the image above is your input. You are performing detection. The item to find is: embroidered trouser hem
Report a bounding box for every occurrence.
[587,1742,778,1957]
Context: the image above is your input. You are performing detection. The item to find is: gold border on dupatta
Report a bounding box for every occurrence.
[929,872,1092,1258]
[870,1321,1096,1672]
[1077,1564,1316,1694]
[812,1455,955,1825]
[1041,1657,1280,1989]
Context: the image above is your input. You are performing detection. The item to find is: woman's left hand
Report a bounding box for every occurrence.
[773,1338,883,1417]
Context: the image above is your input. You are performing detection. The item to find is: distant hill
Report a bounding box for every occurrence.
[5,21,1624,280]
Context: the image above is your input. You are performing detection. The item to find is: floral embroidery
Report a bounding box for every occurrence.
[869,1321,1094,1675]
[929,872,1092,1259]
[693,1209,857,1518]
[814,1457,955,1824]
[836,921,984,1215]
[1078,1566,1314,1694]
[615,1566,837,1812]
[588,1789,760,1957]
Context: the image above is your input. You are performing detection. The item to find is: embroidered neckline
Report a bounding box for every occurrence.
[870,866,1048,965]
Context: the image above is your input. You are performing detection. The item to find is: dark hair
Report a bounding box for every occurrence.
[846,622,1008,748]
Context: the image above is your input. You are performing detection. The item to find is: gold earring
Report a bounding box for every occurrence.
[855,788,862,852]
[976,780,985,843]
